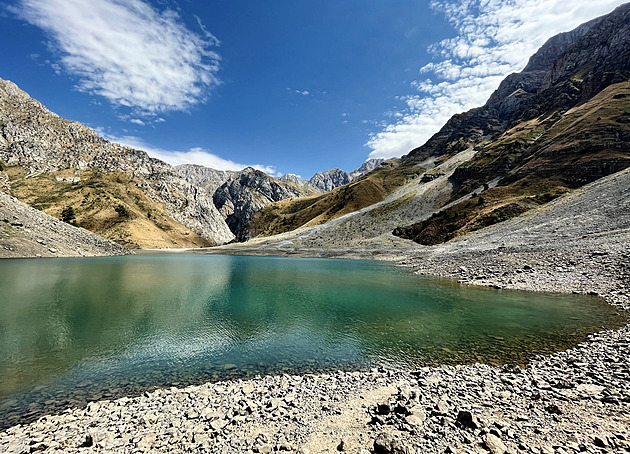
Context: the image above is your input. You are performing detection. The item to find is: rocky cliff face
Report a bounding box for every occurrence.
[213,167,308,240]
[279,173,304,186]
[176,164,237,194]
[348,159,385,180]
[308,168,351,192]
[0,79,235,247]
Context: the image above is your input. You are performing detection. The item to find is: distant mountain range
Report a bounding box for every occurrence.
[1,3,629,253]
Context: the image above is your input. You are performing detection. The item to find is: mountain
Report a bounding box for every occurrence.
[0,79,235,248]
[246,159,424,239]
[279,173,304,186]
[212,167,315,240]
[348,158,385,180]
[395,3,630,244]
[4,5,629,254]
[240,4,630,248]
[308,168,351,192]
[0,75,382,249]
[307,159,385,192]
[175,164,237,194]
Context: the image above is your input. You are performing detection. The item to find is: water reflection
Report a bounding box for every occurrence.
[0,254,624,427]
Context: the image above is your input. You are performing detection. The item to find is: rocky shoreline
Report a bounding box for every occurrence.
[1,241,628,453]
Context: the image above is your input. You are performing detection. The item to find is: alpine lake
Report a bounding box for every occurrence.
[0,253,625,427]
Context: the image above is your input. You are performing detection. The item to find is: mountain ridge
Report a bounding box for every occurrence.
[235,4,630,247]
[0,78,382,248]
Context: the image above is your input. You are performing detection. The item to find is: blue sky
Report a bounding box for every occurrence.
[0,0,626,177]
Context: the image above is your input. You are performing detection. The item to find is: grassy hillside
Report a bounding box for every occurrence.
[6,166,214,248]
[247,160,425,238]
[394,81,630,245]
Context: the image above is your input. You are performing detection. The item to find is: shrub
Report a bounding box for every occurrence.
[115,204,129,218]
[61,206,75,224]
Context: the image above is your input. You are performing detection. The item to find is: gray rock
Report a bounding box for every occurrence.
[308,168,351,192]
[213,167,308,240]
[373,433,413,454]
[484,434,507,454]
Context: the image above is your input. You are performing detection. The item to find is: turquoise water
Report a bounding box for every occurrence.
[0,253,624,426]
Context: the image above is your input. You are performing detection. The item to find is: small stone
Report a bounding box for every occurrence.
[436,399,449,415]
[337,439,345,451]
[210,418,228,431]
[484,433,507,454]
[545,404,562,415]
[406,414,424,428]
[409,405,426,421]
[373,433,400,454]
[576,384,605,396]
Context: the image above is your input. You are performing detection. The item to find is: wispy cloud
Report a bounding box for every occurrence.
[98,132,278,175]
[286,88,311,96]
[367,0,628,159]
[14,0,220,117]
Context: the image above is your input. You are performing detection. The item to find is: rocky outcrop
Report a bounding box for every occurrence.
[308,168,351,192]
[0,171,9,194]
[348,158,384,180]
[176,164,236,194]
[278,173,304,186]
[298,159,386,193]
[213,167,307,240]
[0,79,235,246]
[403,11,609,164]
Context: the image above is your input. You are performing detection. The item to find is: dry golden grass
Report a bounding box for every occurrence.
[396,82,630,245]
[7,167,213,248]
[249,161,424,238]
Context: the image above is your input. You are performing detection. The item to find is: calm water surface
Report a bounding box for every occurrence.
[0,253,624,426]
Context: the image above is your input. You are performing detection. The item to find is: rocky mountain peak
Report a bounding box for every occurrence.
[523,19,600,73]
[308,168,351,192]
[279,173,303,185]
[176,164,236,194]
[349,158,385,180]
[213,168,307,240]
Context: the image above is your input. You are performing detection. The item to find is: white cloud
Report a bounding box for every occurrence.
[367,0,628,159]
[14,0,220,116]
[98,132,279,175]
